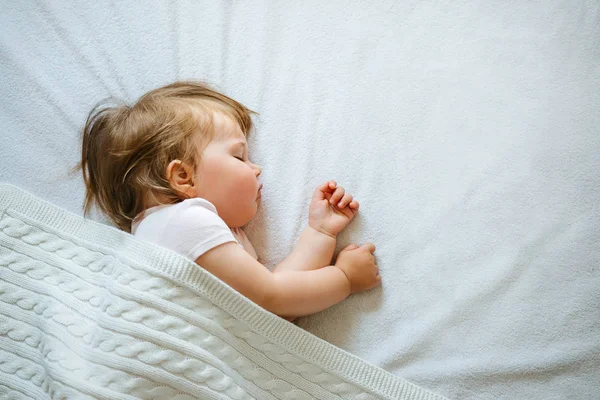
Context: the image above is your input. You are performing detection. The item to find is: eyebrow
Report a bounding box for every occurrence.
[232,141,247,148]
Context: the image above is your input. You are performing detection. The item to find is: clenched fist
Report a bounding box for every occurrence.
[334,243,381,294]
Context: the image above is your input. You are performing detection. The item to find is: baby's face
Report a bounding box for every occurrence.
[192,112,262,227]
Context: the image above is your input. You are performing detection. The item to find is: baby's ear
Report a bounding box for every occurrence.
[166,160,195,196]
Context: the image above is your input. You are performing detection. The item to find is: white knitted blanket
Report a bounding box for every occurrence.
[0,184,447,400]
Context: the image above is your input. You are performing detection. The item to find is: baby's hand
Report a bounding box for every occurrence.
[309,180,359,238]
[334,243,380,294]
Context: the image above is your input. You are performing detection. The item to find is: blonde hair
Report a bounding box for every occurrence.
[78,80,257,232]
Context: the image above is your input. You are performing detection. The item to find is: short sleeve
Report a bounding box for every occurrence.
[165,199,238,261]
[133,198,238,261]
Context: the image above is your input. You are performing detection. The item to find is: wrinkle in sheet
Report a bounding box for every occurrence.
[38,0,131,100]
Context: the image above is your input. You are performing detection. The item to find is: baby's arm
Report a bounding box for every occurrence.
[196,242,348,317]
[196,240,379,318]
[272,180,360,273]
[271,226,335,273]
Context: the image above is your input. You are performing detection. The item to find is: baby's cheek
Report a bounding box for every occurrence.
[227,168,257,204]
[242,170,258,197]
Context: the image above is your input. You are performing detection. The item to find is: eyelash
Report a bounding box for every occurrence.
[235,156,244,161]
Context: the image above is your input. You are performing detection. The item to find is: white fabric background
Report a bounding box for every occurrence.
[1,1,599,399]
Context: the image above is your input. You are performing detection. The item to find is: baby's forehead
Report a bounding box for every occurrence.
[210,111,246,143]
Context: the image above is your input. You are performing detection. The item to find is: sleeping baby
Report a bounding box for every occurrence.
[78,80,381,320]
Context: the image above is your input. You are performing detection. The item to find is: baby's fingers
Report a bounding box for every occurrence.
[370,264,381,288]
[337,193,353,208]
[330,186,345,205]
[374,272,382,287]
[360,243,376,254]
[342,243,360,251]
[313,180,337,201]
[320,180,337,191]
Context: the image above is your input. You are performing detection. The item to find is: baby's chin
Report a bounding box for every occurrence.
[243,203,260,226]
[230,207,259,228]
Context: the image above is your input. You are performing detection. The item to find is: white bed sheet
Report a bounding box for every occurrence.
[1,1,598,398]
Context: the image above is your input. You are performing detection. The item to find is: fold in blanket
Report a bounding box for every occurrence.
[0,184,447,400]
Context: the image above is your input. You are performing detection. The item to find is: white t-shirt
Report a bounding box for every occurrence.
[131,198,257,261]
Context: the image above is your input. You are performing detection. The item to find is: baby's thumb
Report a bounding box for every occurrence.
[359,243,376,253]
[341,243,359,252]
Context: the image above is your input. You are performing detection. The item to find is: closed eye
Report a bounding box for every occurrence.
[234,156,244,161]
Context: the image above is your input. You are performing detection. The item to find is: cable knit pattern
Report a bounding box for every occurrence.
[0,184,447,400]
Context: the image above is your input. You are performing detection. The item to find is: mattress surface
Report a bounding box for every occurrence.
[1,1,598,398]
